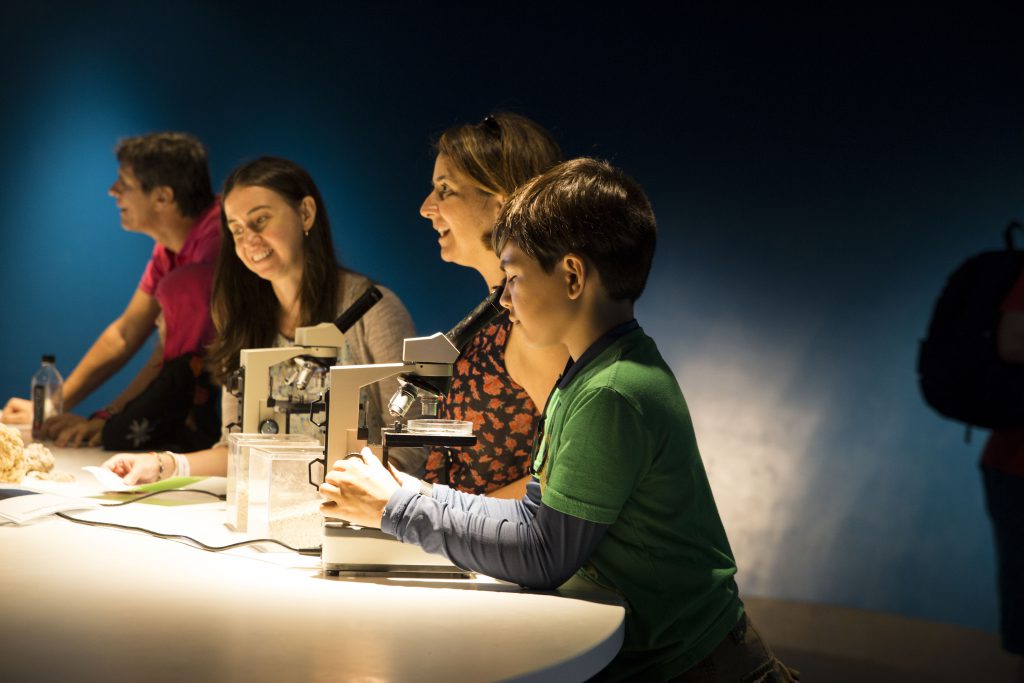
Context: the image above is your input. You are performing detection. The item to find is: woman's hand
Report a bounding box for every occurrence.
[319,447,403,528]
[102,453,161,485]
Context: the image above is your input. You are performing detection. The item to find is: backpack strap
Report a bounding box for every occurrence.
[1003,220,1023,250]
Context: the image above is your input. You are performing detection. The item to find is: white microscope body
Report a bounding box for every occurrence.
[317,286,506,576]
[230,286,384,438]
[235,323,342,437]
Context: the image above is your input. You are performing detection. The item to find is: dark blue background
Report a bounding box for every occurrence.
[2,3,1021,630]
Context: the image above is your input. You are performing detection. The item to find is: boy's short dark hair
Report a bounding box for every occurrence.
[493,157,656,302]
[115,132,214,218]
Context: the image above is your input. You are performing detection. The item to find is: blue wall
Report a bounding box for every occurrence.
[2,3,1022,631]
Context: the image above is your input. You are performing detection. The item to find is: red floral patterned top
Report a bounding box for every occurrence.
[424,312,538,493]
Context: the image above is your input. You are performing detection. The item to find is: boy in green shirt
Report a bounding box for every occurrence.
[321,158,794,681]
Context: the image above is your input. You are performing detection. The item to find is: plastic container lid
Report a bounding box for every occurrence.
[405,419,473,435]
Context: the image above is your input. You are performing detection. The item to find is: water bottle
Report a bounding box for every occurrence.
[31,354,64,440]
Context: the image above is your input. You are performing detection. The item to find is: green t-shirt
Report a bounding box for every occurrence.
[537,326,744,680]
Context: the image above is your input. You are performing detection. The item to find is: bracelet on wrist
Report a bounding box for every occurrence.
[89,407,115,421]
[150,451,188,481]
[171,452,190,478]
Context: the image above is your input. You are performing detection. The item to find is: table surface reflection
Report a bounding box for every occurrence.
[0,441,624,682]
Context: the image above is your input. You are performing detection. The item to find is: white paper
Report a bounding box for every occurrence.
[82,465,134,492]
[189,476,227,497]
[0,489,99,524]
[80,467,226,497]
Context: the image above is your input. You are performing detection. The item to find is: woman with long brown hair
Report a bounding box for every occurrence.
[104,156,416,482]
[419,112,567,497]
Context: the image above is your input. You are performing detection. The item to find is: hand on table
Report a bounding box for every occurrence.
[319,446,411,527]
[103,452,160,485]
[1,397,31,423]
[45,414,104,447]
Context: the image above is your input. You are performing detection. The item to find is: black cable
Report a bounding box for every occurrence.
[100,489,225,506]
[55,510,322,556]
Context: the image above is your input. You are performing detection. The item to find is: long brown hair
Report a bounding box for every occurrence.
[207,156,341,383]
[435,112,562,247]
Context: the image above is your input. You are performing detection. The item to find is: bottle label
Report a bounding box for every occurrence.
[32,384,46,437]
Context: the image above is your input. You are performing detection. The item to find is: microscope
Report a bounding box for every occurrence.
[228,286,383,438]
[313,284,506,575]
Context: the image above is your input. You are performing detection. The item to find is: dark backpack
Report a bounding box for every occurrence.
[918,221,1024,436]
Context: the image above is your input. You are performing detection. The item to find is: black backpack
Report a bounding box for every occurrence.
[918,221,1024,437]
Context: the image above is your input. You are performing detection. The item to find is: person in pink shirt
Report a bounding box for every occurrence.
[1,132,221,451]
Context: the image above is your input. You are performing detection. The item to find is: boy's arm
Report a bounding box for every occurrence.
[382,479,609,589]
[430,479,538,524]
[394,386,650,586]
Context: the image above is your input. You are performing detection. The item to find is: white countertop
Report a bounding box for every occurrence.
[0,444,624,682]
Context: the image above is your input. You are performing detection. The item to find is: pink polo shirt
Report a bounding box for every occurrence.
[138,201,221,362]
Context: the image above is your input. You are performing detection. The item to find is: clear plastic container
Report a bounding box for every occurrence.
[31,355,63,440]
[226,433,319,531]
[405,419,473,435]
[248,445,326,549]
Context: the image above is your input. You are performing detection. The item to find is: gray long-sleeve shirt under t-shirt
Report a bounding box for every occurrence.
[380,479,609,589]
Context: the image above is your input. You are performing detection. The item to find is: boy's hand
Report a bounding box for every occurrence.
[319,447,401,528]
[390,463,423,493]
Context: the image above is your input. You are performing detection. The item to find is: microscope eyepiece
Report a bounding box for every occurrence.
[334,286,384,334]
[445,280,505,353]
